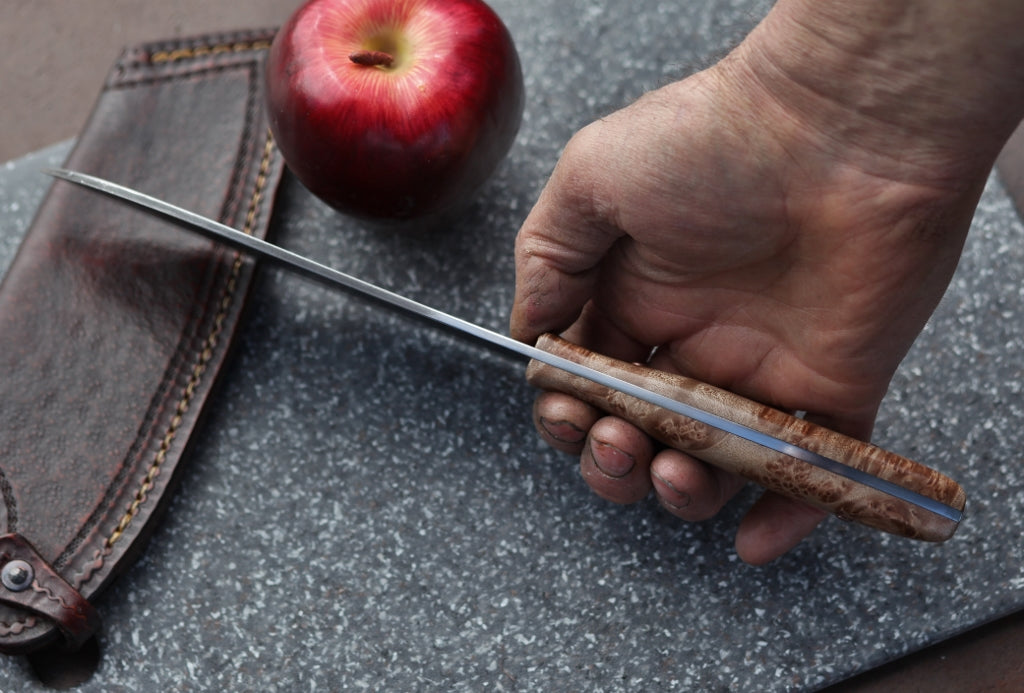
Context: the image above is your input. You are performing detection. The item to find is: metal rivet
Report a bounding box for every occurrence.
[1,559,34,592]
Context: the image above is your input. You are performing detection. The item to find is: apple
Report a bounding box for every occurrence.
[264,0,524,224]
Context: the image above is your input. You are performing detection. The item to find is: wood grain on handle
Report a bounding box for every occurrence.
[525,334,966,542]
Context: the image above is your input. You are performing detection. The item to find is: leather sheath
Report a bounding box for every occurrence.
[0,30,285,653]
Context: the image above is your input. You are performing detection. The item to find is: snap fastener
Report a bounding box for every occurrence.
[1,559,34,592]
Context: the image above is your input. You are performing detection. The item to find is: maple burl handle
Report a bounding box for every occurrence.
[525,334,966,542]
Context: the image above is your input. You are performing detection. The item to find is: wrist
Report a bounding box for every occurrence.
[728,0,1024,185]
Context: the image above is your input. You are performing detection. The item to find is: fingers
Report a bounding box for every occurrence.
[649,449,748,521]
[534,389,829,564]
[534,388,750,517]
[510,125,624,344]
[735,493,829,565]
[580,417,654,504]
[532,391,602,455]
[533,393,653,503]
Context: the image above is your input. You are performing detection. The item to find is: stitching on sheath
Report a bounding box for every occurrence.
[31,578,83,619]
[0,466,17,533]
[0,574,91,637]
[103,131,276,551]
[150,40,273,64]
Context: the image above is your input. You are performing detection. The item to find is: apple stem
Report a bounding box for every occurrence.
[349,50,395,68]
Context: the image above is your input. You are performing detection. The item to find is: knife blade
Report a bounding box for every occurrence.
[45,167,966,541]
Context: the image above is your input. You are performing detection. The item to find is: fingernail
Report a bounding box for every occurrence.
[538,417,587,445]
[589,439,635,478]
[652,471,691,510]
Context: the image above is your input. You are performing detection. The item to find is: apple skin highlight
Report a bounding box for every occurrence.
[264,0,525,224]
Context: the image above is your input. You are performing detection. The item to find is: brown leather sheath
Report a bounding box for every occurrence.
[0,30,285,653]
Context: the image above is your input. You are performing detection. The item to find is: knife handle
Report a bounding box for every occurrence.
[525,334,966,542]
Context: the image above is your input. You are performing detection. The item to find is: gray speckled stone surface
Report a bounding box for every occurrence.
[2,1,1024,690]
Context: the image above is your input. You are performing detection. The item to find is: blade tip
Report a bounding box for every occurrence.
[42,167,73,181]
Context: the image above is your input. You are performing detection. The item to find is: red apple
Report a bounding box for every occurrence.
[264,0,524,224]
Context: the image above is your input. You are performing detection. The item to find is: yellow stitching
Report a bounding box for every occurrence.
[105,132,276,549]
[150,40,273,64]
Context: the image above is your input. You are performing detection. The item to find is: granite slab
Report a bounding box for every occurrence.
[2,1,1024,690]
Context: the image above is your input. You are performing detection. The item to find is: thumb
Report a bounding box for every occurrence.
[509,135,625,343]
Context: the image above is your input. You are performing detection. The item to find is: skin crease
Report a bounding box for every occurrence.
[511,0,1024,565]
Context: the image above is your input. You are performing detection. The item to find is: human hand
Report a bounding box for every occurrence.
[510,1,1022,563]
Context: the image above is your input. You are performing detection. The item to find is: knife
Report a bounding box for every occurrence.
[45,168,966,542]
